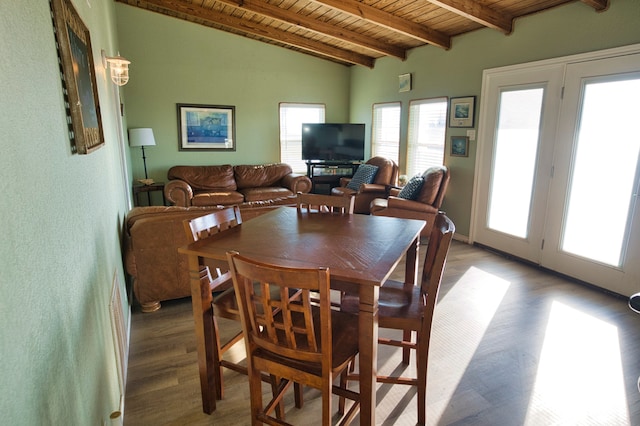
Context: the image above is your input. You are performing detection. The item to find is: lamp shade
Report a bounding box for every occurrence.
[129,128,156,147]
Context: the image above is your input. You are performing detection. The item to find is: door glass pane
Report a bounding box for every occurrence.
[487,88,544,238]
[561,77,640,266]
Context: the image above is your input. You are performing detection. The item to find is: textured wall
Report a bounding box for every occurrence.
[116,3,352,181]
[349,0,640,237]
[0,0,129,423]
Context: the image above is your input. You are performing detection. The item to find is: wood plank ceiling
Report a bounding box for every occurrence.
[115,0,610,67]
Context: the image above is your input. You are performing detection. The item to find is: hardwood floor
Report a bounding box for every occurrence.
[123,241,640,425]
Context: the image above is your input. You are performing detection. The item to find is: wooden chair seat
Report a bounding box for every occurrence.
[340,279,424,328]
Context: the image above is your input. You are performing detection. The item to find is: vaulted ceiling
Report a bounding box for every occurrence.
[116,0,610,67]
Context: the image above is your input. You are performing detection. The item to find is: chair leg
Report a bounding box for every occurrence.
[416,340,429,426]
[294,383,304,408]
[402,329,412,364]
[211,316,225,400]
[248,366,264,426]
[338,360,354,414]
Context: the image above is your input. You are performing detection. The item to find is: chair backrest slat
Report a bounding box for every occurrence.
[297,192,355,214]
[227,252,330,365]
[421,213,455,314]
[184,205,243,243]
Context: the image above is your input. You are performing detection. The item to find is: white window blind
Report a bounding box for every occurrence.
[406,97,447,177]
[279,103,325,173]
[372,102,401,163]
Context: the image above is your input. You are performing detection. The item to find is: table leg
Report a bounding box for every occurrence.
[358,285,379,425]
[187,254,217,414]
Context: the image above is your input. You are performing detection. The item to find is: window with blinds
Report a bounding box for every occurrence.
[372,102,401,164]
[406,97,448,177]
[279,103,325,173]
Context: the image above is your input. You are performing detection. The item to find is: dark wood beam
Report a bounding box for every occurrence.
[217,0,406,60]
[427,0,513,34]
[580,0,609,11]
[136,0,375,67]
[312,0,451,49]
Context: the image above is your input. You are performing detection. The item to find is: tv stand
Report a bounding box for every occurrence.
[306,161,361,194]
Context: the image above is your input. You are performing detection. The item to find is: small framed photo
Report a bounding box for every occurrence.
[399,73,412,92]
[177,104,236,151]
[449,96,476,128]
[450,136,469,157]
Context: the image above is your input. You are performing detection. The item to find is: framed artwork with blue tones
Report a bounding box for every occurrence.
[177,104,236,151]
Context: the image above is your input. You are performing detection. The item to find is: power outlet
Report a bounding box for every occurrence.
[466,129,476,141]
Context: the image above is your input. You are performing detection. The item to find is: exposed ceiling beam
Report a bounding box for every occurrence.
[138,0,375,67]
[312,0,451,49]
[217,0,406,59]
[426,0,512,34]
[580,0,609,11]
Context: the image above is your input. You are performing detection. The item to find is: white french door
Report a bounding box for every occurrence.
[472,47,640,296]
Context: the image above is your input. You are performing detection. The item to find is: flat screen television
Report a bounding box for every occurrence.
[301,123,365,162]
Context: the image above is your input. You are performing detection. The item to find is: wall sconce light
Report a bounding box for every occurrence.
[102,50,131,86]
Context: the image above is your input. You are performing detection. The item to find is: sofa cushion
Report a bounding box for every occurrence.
[346,164,379,191]
[239,187,294,202]
[234,163,293,189]
[168,165,237,191]
[417,167,445,205]
[398,176,424,200]
[191,190,244,206]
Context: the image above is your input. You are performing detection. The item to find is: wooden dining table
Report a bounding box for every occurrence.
[178,206,425,425]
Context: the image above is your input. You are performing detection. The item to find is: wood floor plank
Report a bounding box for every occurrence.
[124,241,640,425]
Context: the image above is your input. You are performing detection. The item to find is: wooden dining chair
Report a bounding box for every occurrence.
[184,206,304,414]
[297,191,355,214]
[227,251,361,425]
[340,213,455,425]
[183,206,244,412]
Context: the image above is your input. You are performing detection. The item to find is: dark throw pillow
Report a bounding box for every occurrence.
[346,164,379,191]
[398,176,424,200]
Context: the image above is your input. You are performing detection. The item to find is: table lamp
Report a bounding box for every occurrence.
[129,128,156,181]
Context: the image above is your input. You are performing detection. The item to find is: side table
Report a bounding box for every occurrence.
[133,182,166,206]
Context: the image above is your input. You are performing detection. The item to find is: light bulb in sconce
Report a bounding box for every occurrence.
[103,51,131,86]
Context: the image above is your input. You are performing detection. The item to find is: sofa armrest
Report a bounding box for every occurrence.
[388,187,402,197]
[387,196,440,213]
[358,183,388,194]
[164,180,193,207]
[281,173,312,194]
[339,177,351,187]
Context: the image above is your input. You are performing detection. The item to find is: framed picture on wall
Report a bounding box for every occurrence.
[50,0,105,154]
[177,104,236,151]
[450,136,469,157]
[449,96,476,128]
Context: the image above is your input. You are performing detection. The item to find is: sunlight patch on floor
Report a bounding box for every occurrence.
[525,300,629,425]
[425,266,511,423]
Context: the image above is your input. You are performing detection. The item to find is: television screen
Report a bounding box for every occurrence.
[301,123,365,162]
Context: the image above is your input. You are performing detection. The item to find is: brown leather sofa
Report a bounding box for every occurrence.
[330,156,399,214]
[164,163,312,207]
[370,165,450,237]
[124,204,279,312]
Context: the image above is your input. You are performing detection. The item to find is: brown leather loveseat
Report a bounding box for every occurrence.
[124,205,277,312]
[165,163,311,207]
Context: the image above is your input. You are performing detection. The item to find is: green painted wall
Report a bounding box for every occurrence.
[116,4,352,184]
[1,0,129,424]
[349,0,640,237]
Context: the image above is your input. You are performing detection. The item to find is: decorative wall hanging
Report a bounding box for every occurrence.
[450,136,469,157]
[177,104,236,151]
[50,0,105,154]
[399,73,412,92]
[449,96,476,128]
